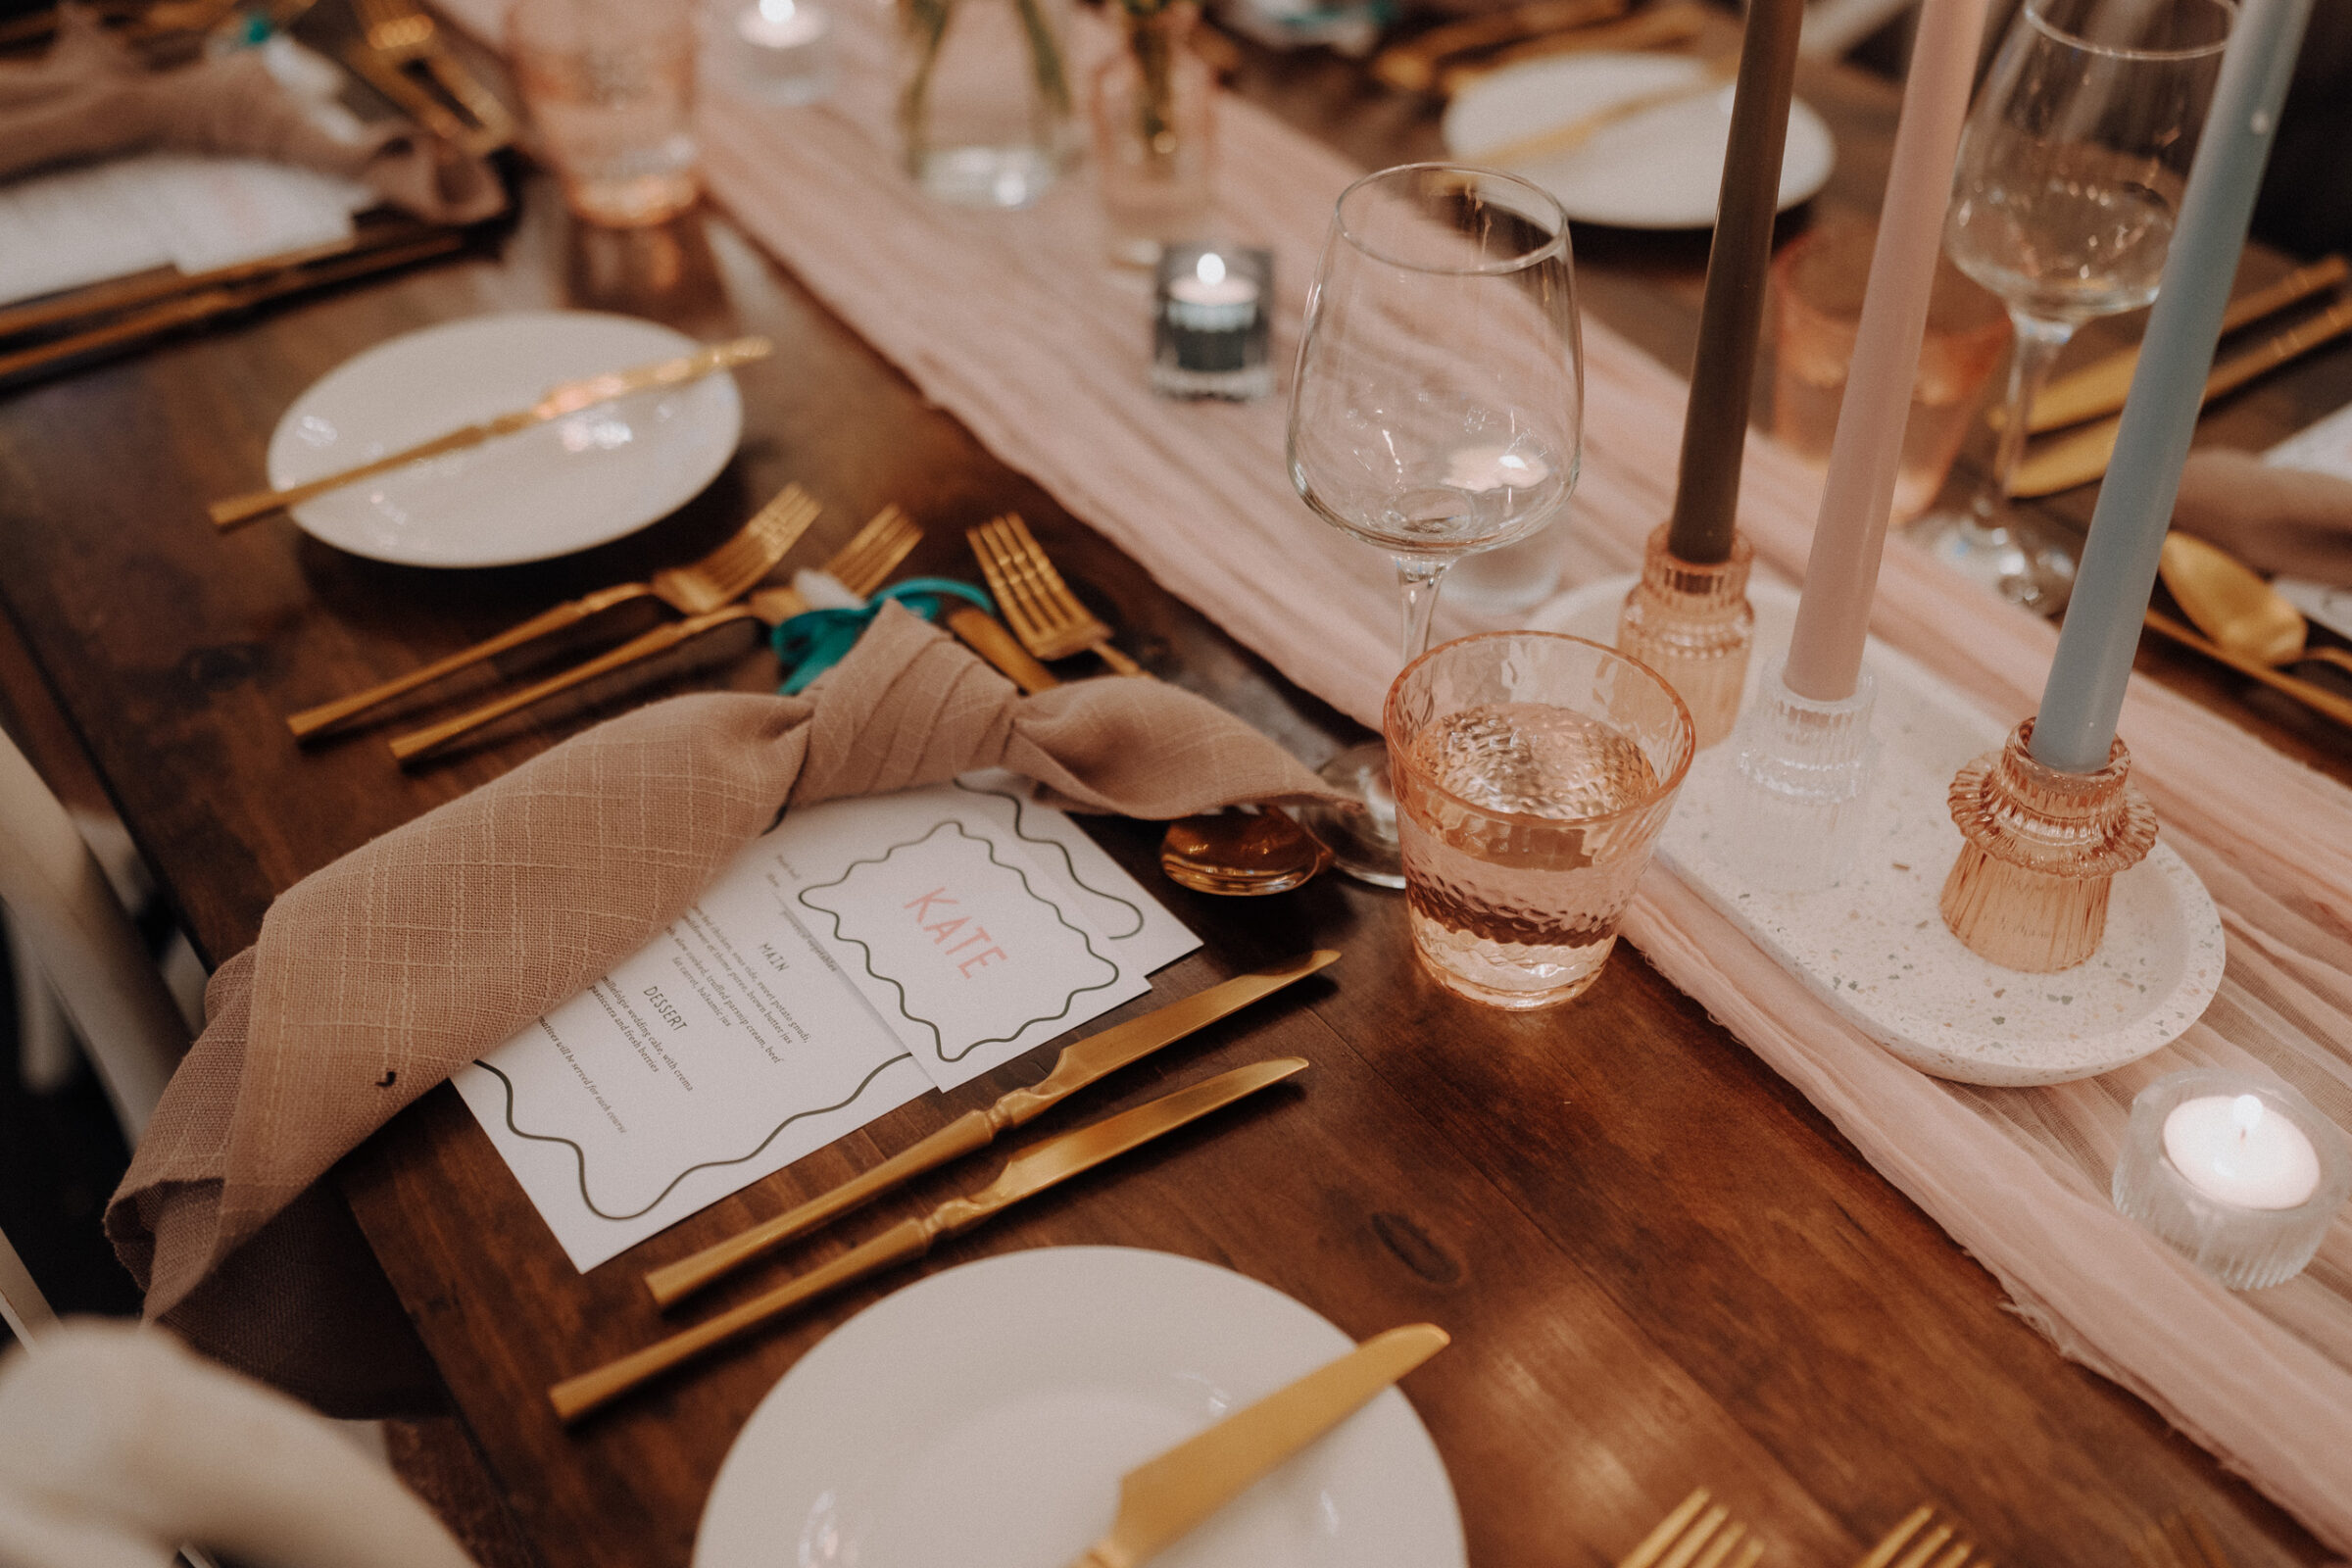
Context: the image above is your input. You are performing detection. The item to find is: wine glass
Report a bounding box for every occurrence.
[1286,164,1584,886]
[1908,0,2231,613]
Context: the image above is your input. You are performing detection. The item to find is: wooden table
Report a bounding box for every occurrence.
[2,28,2347,1568]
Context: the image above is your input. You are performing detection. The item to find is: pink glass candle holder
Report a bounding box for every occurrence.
[1614,525,1755,751]
[2112,1069,2352,1290]
[1938,717,2157,972]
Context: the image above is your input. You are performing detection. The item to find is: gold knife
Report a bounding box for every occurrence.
[643,953,1341,1307]
[208,334,774,530]
[1066,1323,1449,1568]
[1994,255,2347,434]
[550,1056,1310,1422]
[2009,294,2352,498]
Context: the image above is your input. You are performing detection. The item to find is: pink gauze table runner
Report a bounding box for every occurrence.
[440,0,2352,1545]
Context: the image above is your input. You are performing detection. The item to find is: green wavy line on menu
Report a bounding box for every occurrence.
[950,776,1145,939]
[796,819,1122,1062]
[472,1052,915,1223]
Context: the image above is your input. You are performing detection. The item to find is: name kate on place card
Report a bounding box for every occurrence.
[797,820,1124,1066]
[450,774,1199,1273]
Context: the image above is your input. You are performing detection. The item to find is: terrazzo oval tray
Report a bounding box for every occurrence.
[1528,575,2225,1087]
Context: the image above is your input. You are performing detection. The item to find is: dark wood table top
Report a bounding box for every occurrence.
[2,24,2348,1568]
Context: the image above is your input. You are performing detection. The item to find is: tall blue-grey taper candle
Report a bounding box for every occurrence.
[2029,0,2315,772]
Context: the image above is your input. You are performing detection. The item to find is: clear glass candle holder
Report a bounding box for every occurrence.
[2112,1069,2352,1290]
[1720,657,1879,894]
[1152,243,1272,401]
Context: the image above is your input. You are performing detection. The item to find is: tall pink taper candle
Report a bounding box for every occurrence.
[1782,0,1992,701]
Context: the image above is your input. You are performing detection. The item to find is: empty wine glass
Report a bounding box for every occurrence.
[1908,0,2231,613]
[1287,164,1584,886]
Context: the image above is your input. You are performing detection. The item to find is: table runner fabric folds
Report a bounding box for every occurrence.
[104,605,1337,1406]
[408,0,2352,1541]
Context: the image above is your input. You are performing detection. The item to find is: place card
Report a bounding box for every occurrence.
[2265,398,2352,484]
[451,773,1197,1271]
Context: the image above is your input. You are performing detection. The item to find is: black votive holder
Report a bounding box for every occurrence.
[1151,243,1273,401]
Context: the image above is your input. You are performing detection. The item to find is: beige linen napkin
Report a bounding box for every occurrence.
[2172,447,2352,586]
[0,1320,475,1568]
[108,605,1339,1408]
[1,6,504,224]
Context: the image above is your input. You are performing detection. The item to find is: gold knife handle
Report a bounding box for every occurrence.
[388,603,753,762]
[550,1212,947,1423]
[945,606,1061,693]
[287,583,656,738]
[645,1109,1000,1308]
[210,419,491,530]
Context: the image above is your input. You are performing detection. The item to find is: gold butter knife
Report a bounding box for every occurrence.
[2009,294,2352,498]
[550,1056,1310,1422]
[1067,1323,1449,1568]
[208,334,773,530]
[1995,255,2347,435]
[644,953,1340,1307]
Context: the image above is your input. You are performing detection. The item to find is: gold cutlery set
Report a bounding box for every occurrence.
[549,952,1340,1419]
[2007,254,2350,497]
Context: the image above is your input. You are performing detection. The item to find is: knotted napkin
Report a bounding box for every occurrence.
[107,606,1339,1408]
[2,7,504,224]
[2172,447,2352,586]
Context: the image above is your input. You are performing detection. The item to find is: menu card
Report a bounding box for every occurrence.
[2267,399,2352,483]
[451,774,1198,1271]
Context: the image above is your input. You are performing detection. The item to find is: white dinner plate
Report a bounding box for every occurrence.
[264,310,744,567]
[1442,52,1837,229]
[693,1247,1465,1568]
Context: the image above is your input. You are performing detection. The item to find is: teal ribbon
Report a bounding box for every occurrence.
[770,577,996,694]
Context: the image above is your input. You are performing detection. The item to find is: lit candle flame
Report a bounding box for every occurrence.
[1196,252,1226,288]
[2231,1094,2264,1140]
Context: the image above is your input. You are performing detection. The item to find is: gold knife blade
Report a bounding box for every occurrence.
[1997,255,2348,435]
[208,334,774,530]
[1066,1322,1448,1568]
[643,953,1340,1307]
[2009,294,2352,498]
[550,1056,1310,1422]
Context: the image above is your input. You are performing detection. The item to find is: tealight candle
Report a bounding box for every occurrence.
[726,0,834,106]
[1151,244,1272,401]
[2113,1069,2352,1290]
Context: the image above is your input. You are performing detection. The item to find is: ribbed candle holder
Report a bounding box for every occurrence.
[1939,718,2157,972]
[1719,658,1879,893]
[1615,525,1754,750]
[2113,1069,2352,1290]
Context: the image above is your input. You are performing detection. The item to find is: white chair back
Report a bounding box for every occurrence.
[0,727,189,1141]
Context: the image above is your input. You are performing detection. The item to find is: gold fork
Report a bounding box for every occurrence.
[964,513,1331,895]
[345,0,514,156]
[288,484,821,738]
[1854,1504,1990,1568]
[389,506,923,761]
[2131,1510,2233,1568]
[1621,1486,1765,1568]
[969,514,1148,676]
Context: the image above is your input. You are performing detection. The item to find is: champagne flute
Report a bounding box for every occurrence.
[1287,164,1583,886]
[1908,0,2231,613]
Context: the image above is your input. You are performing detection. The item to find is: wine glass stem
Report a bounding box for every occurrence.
[1396,556,1448,663]
[1975,311,2076,524]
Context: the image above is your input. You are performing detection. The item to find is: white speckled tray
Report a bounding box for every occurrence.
[1528,576,2225,1087]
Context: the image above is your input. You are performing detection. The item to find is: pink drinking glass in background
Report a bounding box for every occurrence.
[1385,631,1694,1010]
[1770,219,2011,524]
[509,0,703,227]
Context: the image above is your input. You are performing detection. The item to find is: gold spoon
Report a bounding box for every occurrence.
[2159,532,2352,677]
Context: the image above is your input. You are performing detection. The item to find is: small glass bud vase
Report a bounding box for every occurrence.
[2112,1069,2352,1290]
[897,0,1076,209]
[1089,2,1215,270]
[1614,525,1754,750]
[1938,718,2156,973]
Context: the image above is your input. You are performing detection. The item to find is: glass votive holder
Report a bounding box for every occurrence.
[1151,243,1273,401]
[2111,1069,2352,1290]
[718,0,835,105]
[510,0,703,228]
